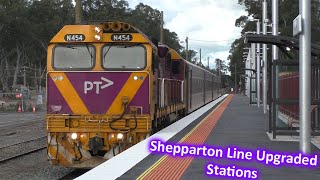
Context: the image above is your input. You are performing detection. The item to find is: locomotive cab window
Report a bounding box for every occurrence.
[102,44,146,70]
[172,61,180,74]
[165,53,171,70]
[152,50,159,72]
[53,44,95,70]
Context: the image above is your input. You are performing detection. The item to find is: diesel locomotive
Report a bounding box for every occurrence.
[46,21,224,168]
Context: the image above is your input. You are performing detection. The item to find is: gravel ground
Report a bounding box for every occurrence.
[0,112,46,147]
[0,149,74,180]
[0,137,46,162]
[0,112,45,128]
[59,169,89,180]
[0,112,79,180]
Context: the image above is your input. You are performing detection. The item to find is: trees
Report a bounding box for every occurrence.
[0,0,185,93]
[80,1,183,52]
[180,49,198,62]
[229,0,320,85]
[0,0,32,92]
[215,58,228,75]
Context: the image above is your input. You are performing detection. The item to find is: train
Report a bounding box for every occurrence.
[46,21,226,168]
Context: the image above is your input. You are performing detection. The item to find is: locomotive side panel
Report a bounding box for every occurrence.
[153,46,186,126]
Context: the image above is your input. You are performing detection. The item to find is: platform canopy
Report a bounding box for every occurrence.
[244,34,320,58]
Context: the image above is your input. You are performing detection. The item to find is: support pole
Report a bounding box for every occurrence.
[256,21,261,107]
[200,48,202,64]
[246,54,250,96]
[251,43,256,103]
[218,58,221,76]
[23,67,26,88]
[185,37,189,61]
[272,0,279,138]
[34,64,37,90]
[299,0,311,154]
[272,0,279,62]
[21,87,24,112]
[75,0,82,24]
[235,63,237,94]
[39,61,41,94]
[247,49,252,97]
[263,0,268,114]
[160,11,164,43]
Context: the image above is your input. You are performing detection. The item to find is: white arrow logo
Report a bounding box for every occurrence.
[100,77,114,89]
[84,77,114,94]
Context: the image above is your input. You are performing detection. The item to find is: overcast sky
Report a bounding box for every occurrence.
[127,0,247,69]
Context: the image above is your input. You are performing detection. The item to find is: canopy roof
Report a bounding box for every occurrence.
[244,34,320,58]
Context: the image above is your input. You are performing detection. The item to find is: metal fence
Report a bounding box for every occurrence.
[0,90,46,112]
[270,59,320,138]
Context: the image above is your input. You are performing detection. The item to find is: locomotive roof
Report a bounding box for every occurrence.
[49,21,157,49]
[169,48,183,60]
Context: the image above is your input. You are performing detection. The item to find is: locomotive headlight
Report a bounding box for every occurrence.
[94,35,101,41]
[95,26,101,33]
[133,76,138,80]
[117,133,124,140]
[71,133,78,140]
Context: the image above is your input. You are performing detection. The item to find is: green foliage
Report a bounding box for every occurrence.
[0,104,18,112]
[215,58,228,75]
[80,1,183,52]
[229,0,320,85]
[180,49,198,61]
[0,0,185,93]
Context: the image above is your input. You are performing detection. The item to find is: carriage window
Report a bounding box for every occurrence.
[53,45,94,70]
[102,45,146,70]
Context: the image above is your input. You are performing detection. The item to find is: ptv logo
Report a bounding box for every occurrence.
[84,77,114,94]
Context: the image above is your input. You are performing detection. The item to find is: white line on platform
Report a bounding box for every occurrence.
[76,94,228,180]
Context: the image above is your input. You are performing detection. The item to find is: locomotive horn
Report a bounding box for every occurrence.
[103,22,112,31]
[111,22,122,32]
[122,23,131,31]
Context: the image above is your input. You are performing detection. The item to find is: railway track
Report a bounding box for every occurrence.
[0,146,46,163]
[0,136,46,149]
[0,136,47,163]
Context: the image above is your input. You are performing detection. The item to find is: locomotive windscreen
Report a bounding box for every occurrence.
[102,45,146,70]
[53,44,95,70]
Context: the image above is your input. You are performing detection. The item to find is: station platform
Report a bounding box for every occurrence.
[77,94,320,180]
